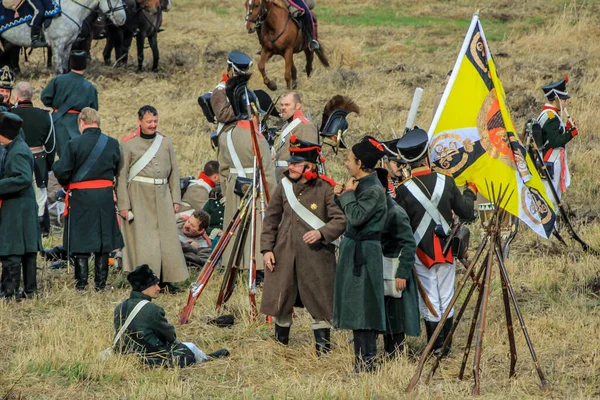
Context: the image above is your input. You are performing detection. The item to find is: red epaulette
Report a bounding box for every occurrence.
[319,175,337,187]
[122,132,137,143]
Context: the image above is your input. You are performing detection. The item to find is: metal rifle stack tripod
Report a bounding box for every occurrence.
[179,91,271,326]
[406,183,549,396]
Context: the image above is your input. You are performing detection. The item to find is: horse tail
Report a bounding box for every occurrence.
[315,45,329,68]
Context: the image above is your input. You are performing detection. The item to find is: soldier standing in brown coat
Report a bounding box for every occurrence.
[116,105,188,292]
[261,135,346,354]
[272,92,318,182]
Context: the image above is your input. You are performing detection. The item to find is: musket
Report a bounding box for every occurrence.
[523,119,600,256]
[245,87,271,203]
[248,155,259,321]
[413,266,439,318]
[178,188,253,325]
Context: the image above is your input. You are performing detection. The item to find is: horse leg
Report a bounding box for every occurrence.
[136,33,145,72]
[103,27,114,65]
[121,31,133,65]
[258,49,277,91]
[304,48,314,77]
[149,33,159,72]
[283,47,295,90]
[46,47,52,69]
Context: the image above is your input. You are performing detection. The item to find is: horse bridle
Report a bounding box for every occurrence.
[245,0,270,29]
[71,0,126,20]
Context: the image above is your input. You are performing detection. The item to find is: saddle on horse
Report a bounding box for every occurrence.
[283,0,318,51]
[1,0,55,47]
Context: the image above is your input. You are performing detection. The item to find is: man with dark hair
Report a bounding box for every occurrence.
[395,128,476,357]
[0,112,42,300]
[117,105,188,293]
[41,50,99,157]
[177,210,212,268]
[114,264,229,367]
[13,81,55,237]
[261,136,346,354]
[52,108,123,291]
[333,136,387,373]
[272,91,318,182]
[180,160,220,214]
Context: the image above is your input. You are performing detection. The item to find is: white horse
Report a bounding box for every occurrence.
[1,0,126,74]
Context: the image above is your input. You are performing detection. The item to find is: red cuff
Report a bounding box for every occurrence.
[467,182,478,194]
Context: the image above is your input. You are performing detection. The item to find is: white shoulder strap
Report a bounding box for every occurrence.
[188,179,213,194]
[281,178,338,246]
[404,174,450,246]
[279,118,303,147]
[113,300,149,347]
[226,128,247,178]
[128,134,164,182]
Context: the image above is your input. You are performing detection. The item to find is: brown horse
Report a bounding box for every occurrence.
[245,0,329,91]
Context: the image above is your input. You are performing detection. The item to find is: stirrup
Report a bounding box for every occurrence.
[309,40,320,51]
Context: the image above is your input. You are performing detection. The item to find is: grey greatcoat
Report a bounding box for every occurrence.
[116,133,188,283]
[217,121,276,270]
[260,175,346,319]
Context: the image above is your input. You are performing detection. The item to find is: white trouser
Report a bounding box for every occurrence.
[32,176,47,218]
[414,255,455,322]
[182,342,208,363]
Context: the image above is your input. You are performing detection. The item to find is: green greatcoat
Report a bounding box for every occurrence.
[0,134,42,256]
[113,291,195,368]
[381,195,420,337]
[333,172,387,332]
[52,127,124,253]
[40,72,99,157]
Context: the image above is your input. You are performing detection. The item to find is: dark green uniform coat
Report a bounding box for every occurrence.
[260,175,346,320]
[40,72,99,157]
[114,291,195,367]
[13,101,55,187]
[52,127,123,253]
[382,196,420,336]
[0,134,42,256]
[333,173,387,331]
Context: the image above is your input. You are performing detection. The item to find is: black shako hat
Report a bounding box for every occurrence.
[227,51,253,74]
[127,264,160,292]
[396,128,429,163]
[381,138,407,163]
[352,136,385,169]
[287,134,322,164]
[0,112,23,140]
[70,50,88,71]
[542,76,570,100]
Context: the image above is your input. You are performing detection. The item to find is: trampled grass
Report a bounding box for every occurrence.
[1,0,600,398]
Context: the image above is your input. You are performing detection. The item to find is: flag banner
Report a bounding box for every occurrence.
[429,13,556,238]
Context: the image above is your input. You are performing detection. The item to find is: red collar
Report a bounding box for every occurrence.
[411,166,432,177]
[197,172,216,187]
[542,104,559,112]
[221,73,229,83]
[292,109,310,124]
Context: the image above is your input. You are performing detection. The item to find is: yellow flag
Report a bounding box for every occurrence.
[429,14,555,238]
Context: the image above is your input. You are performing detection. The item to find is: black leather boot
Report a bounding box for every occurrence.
[74,256,89,291]
[207,349,230,359]
[41,206,50,238]
[383,332,405,359]
[41,246,66,261]
[22,252,37,297]
[424,320,445,358]
[441,317,454,357]
[353,330,377,373]
[94,253,109,291]
[313,328,331,355]
[275,324,290,345]
[0,255,20,300]
[30,25,48,48]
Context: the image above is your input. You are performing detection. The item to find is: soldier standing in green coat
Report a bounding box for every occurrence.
[0,113,42,300]
[333,136,387,373]
[52,108,123,291]
[114,264,230,367]
[375,168,420,358]
[41,51,99,157]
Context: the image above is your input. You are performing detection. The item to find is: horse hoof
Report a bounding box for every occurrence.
[266,81,277,91]
[292,81,298,90]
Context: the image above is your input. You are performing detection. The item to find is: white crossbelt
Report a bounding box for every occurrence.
[281,177,339,246]
[403,174,450,246]
[228,168,254,175]
[131,176,168,185]
[226,128,248,178]
[187,179,213,193]
[273,118,303,158]
[128,134,164,183]
[275,161,288,167]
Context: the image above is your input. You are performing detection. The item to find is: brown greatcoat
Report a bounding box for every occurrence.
[116,133,188,283]
[260,175,346,320]
[273,110,319,182]
[218,121,276,270]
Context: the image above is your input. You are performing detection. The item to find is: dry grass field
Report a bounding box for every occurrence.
[2,0,600,398]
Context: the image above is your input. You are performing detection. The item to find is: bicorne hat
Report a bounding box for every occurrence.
[396,127,429,163]
[127,264,160,292]
[351,136,386,169]
[542,76,570,100]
